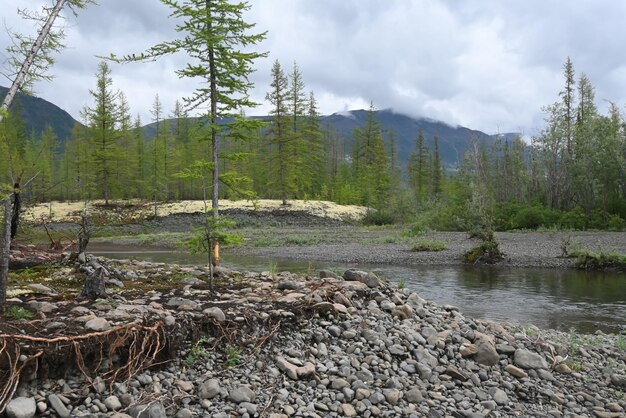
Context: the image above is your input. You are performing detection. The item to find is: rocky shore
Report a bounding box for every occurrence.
[1,259,625,417]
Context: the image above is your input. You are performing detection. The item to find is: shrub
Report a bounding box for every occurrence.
[464,240,504,264]
[362,210,397,226]
[5,306,34,320]
[607,214,626,231]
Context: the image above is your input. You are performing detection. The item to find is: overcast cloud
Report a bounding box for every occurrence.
[2,0,626,135]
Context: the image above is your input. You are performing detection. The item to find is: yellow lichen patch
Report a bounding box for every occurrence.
[7,288,33,297]
[24,200,369,223]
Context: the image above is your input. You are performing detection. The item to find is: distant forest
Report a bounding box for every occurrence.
[1,58,625,231]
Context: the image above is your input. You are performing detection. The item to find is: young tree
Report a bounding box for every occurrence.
[265,60,294,204]
[111,0,266,265]
[82,61,121,205]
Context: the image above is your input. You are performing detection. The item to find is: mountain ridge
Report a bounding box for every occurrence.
[0,86,520,168]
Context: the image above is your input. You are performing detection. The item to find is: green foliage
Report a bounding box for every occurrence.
[4,306,34,320]
[267,261,278,276]
[575,250,626,272]
[411,239,447,252]
[362,210,397,226]
[224,344,241,368]
[616,336,626,352]
[463,237,504,264]
[397,280,406,289]
[185,214,243,260]
[183,337,210,367]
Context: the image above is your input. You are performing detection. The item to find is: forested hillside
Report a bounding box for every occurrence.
[0,58,624,231]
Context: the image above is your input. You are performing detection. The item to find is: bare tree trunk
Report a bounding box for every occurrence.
[0,199,13,309]
[0,0,69,122]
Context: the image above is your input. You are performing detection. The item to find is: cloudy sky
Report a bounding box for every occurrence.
[2,0,626,136]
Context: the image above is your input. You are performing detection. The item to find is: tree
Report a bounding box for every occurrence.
[265,60,294,204]
[431,135,444,197]
[408,128,429,205]
[82,61,121,205]
[111,0,266,265]
[0,0,94,310]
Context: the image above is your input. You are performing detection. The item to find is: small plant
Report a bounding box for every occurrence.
[565,359,582,372]
[5,306,34,320]
[616,336,626,352]
[411,239,447,252]
[94,298,119,309]
[183,337,210,367]
[224,344,241,368]
[397,280,406,290]
[268,261,278,276]
[575,250,626,272]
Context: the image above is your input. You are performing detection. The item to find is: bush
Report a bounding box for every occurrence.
[559,208,587,230]
[411,239,447,252]
[607,214,626,231]
[362,210,397,226]
[463,239,505,264]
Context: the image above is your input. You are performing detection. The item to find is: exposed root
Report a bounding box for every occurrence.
[0,321,167,413]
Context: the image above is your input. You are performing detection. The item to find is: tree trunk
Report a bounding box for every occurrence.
[0,199,13,309]
[0,0,68,122]
[10,181,21,239]
[80,266,107,299]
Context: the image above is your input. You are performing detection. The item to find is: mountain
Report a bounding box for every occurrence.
[0,86,79,141]
[324,109,509,169]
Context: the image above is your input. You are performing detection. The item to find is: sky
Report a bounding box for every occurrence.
[2,0,626,136]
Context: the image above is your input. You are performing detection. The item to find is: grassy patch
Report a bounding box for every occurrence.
[285,235,322,246]
[224,344,241,368]
[411,239,447,252]
[5,306,34,320]
[183,337,210,367]
[574,250,626,271]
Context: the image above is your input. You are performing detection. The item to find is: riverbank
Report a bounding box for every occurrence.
[1,258,625,417]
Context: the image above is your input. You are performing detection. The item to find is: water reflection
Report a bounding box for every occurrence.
[90,244,626,334]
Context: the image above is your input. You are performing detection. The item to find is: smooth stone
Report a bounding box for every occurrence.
[514,349,548,369]
[6,397,36,418]
[85,317,110,332]
[47,394,70,418]
[104,396,122,411]
[198,379,221,399]
[229,386,256,403]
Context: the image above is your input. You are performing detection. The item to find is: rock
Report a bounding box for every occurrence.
[104,396,122,411]
[297,362,316,378]
[363,272,382,288]
[489,388,508,405]
[389,344,406,356]
[128,402,167,418]
[505,364,528,378]
[333,291,353,307]
[277,280,301,290]
[392,304,413,319]
[175,380,193,392]
[514,349,548,369]
[47,394,70,418]
[27,284,56,295]
[319,270,339,279]
[203,307,226,322]
[331,378,350,390]
[554,363,572,374]
[85,317,110,332]
[276,357,298,379]
[406,293,426,309]
[229,385,255,403]
[6,397,36,418]
[343,269,367,281]
[384,389,401,405]
[610,374,626,388]
[198,379,221,399]
[175,408,193,418]
[180,277,204,286]
[446,365,468,381]
[460,343,479,357]
[473,332,500,366]
[405,388,423,403]
[341,403,358,417]
[28,301,57,313]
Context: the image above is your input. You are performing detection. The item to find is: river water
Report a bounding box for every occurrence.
[91,245,626,334]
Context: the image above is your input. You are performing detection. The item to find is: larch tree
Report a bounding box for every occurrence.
[82,61,121,205]
[265,60,293,205]
[0,0,94,309]
[110,0,266,268]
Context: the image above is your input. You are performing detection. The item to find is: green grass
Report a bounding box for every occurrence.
[615,335,626,352]
[285,235,322,246]
[5,306,34,320]
[224,344,241,368]
[574,250,626,271]
[411,239,447,252]
[463,240,504,264]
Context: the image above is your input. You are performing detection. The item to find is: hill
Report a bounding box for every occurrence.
[0,85,79,141]
[1,88,519,168]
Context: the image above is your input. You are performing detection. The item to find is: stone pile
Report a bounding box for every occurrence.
[3,260,626,417]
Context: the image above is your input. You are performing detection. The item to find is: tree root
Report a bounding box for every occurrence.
[0,321,167,413]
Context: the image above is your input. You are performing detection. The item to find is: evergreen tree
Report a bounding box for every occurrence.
[431,135,444,197]
[407,128,429,205]
[265,60,294,204]
[82,61,121,204]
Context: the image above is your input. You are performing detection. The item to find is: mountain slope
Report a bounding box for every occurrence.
[0,86,79,141]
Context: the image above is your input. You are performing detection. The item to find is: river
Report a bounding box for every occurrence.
[90,244,626,334]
